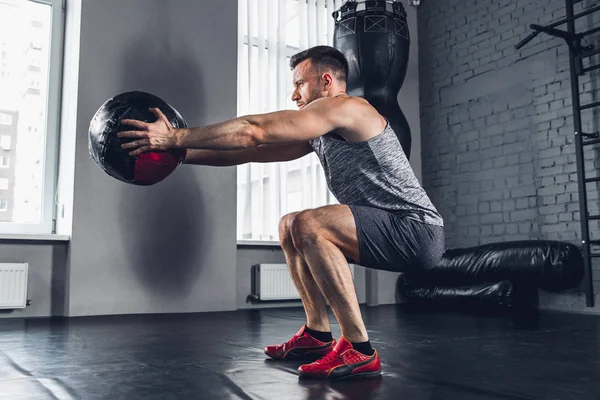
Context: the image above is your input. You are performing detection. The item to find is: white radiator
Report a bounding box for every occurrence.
[0,263,28,309]
[252,263,355,301]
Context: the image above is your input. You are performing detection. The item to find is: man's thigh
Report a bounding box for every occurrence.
[295,204,360,262]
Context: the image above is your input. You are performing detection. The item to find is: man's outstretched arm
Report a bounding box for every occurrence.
[183,142,313,166]
[118,96,351,156]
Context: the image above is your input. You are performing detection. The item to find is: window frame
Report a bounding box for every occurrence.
[0,0,65,234]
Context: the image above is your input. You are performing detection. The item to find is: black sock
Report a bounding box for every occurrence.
[304,326,333,342]
[352,340,374,356]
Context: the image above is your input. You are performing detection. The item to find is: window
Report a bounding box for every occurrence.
[0,135,11,150]
[237,0,342,242]
[0,0,64,234]
[0,156,10,168]
[0,113,12,125]
[30,55,41,68]
[30,40,43,50]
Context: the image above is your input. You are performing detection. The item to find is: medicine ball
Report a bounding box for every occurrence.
[88,91,187,186]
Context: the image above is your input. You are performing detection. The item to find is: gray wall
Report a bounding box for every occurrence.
[418,0,600,312]
[0,241,67,318]
[64,0,238,316]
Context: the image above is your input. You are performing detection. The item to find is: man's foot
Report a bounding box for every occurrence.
[297,337,381,379]
[264,325,336,361]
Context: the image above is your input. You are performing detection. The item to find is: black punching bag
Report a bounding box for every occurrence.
[333,0,412,159]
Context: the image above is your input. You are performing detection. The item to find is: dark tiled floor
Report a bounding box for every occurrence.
[0,305,599,399]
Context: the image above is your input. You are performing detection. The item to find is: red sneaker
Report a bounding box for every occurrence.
[297,337,381,379]
[264,325,336,361]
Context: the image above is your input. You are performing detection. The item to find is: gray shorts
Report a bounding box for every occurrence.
[348,205,445,273]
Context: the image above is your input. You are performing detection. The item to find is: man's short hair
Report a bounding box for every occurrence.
[289,45,349,83]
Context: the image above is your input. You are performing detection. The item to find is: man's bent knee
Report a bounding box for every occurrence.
[290,210,320,251]
[279,212,298,249]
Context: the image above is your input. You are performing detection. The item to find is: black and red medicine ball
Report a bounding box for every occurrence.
[88,91,187,186]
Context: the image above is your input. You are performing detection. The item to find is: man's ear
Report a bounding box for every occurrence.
[322,73,334,91]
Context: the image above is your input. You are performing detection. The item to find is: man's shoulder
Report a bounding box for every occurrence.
[323,95,377,118]
[337,97,383,128]
[331,95,370,108]
[308,95,382,139]
[340,96,379,116]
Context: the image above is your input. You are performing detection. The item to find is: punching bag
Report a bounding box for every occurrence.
[405,240,584,292]
[333,0,412,159]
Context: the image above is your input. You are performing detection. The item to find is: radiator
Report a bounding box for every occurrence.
[251,263,355,301]
[0,263,28,309]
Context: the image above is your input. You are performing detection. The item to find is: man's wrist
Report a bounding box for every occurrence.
[175,128,189,148]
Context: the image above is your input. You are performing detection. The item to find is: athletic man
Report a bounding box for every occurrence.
[118,45,445,379]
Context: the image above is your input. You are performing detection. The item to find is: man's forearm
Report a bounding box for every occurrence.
[182,148,249,166]
[175,117,259,151]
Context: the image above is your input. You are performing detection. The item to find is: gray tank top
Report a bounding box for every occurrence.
[309,121,444,226]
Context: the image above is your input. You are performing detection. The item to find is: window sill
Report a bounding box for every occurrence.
[0,233,70,242]
[237,240,281,248]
